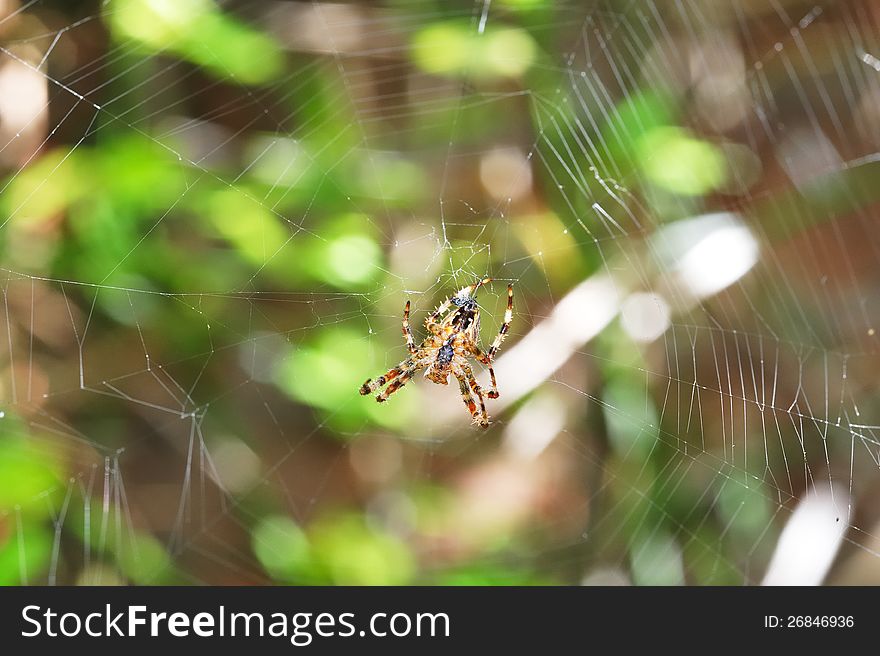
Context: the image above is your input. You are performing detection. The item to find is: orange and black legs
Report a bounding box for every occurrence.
[459,363,489,426]
[454,370,484,426]
[376,368,415,403]
[360,356,416,396]
[487,283,513,360]
[402,301,416,354]
[469,345,500,399]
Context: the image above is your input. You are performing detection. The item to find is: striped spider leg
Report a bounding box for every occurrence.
[358,349,433,402]
[454,361,488,426]
[402,300,416,354]
[488,283,514,359]
[360,299,437,401]
[467,283,513,399]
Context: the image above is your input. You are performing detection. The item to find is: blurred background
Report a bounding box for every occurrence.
[1,0,880,585]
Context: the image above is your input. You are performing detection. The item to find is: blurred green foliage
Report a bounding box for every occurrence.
[109,0,284,84]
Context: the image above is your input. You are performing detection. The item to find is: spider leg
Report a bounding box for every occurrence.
[487,283,513,360]
[460,363,489,427]
[402,300,416,354]
[376,367,416,403]
[470,283,512,399]
[453,369,486,426]
[359,354,419,396]
[468,345,500,399]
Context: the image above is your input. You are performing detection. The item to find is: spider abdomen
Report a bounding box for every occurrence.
[437,343,454,365]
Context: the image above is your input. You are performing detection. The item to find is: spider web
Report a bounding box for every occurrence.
[1,0,879,586]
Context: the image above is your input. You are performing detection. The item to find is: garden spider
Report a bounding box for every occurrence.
[359,278,513,427]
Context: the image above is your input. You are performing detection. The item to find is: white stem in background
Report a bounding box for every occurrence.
[491,274,621,412]
[762,485,849,586]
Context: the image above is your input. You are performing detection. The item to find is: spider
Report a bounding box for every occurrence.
[359,278,513,427]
